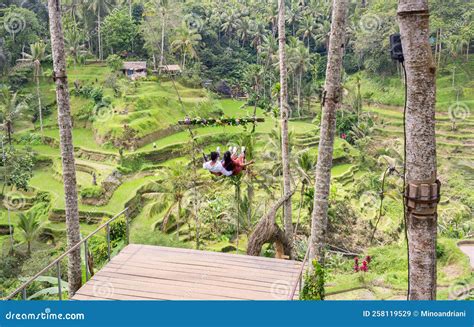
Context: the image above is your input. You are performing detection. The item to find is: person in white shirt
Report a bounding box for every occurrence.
[202,149,232,176]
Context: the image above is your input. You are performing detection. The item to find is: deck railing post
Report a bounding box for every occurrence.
[106,223,111,261]
[125,213,130,245]
[84,240,89,281]
[57,262,62,301]
[299,274,302,295]
[21,288,26,300]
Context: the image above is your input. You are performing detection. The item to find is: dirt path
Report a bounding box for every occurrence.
[458,240,474,270]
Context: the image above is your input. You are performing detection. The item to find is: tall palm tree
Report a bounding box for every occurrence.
[220,9,240,37]
[294,150,314,235]
[22,41,50,136]
[286,4,302,36]
[294,44,311,117]
[87,0,114,60]
[264,127,295,178]
[309,0,349,265]
[398,0,438,300]
[236,16,251,46]
[315,20,331,50]
[285,36,300,90]
[63,0,83,23]
[0,88,27,144]
[250,22,266,54]
[259,34,279,99]
[278,0,293,255]
[154,0,170,67]
[171,22,202,70]
[47,0,82,297]
[143,165,192,239]
[297,15,318,49]
[64,24,87,67]
[17,212,41,255]
[265,4,278,36]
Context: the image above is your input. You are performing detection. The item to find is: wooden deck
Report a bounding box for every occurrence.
[72,244,302,300]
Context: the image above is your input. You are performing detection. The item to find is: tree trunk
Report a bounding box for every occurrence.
[278,0,293,252]
[47,0,82,298]
[235,181,241,253]
[294,183,305,235]
[436,28,442,69]
[183,50,186,70]
[98,10,102,61]
[397,0,438,300]
[6,121,12,145]
[466,40,469,61]
[247,191,295,257]
[247,182,254,226]
[160,11,166,67]
[35,74,43,136]
[297,71,302,117]
[309,0,348,265]
[177,198,181,239]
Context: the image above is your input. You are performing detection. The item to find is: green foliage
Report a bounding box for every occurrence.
[106,54,124,72]
[0,6,44,67]
[80,186,104,199]
[72,84,104,104]
[1,147,35,191]
[436,242,446,259]
[119,154,144,173]
[300,260,326,300]
[89,217,127,265]
[109,217,127,242]
[199,194,233,239]
[102,8,139,56]
[17,133,43,146]
[17,211,41,253]
[0,251,27,281]
[7,66,33,91]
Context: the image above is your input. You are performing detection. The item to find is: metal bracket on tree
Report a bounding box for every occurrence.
[52,70,67,82]
[404,179,441,217]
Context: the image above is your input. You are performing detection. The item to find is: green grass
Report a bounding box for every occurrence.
[29,167,156,215]
[137,114,315,152]
[42,128,118,153]
[324,238,472,300]
[347,57,474,114]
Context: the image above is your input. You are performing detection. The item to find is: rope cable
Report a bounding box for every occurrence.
[401,61,410,300]
[142,11,203,246]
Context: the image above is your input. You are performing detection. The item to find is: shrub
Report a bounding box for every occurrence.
[18,133,43,146]
[119,154,144,173]
[300,260,326,300]
[72,84,104,104]
[116,165,133,175]
[106,54,123,71]
[90,87,104,104]
[89,217,127,265]
[436,243,446,259]
[8,66,32,91]
[80,186,104,199]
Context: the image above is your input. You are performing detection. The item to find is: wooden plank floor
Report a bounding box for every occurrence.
[72,244,302,300]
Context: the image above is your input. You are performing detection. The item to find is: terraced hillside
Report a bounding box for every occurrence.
[1,60,472,300]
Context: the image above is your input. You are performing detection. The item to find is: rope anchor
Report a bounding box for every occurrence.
[52,70,68,82]
[404,179,441,218]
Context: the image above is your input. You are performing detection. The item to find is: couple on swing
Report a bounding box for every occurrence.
[203,146,254,177]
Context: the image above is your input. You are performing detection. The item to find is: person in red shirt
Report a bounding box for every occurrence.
[222,147,254,176]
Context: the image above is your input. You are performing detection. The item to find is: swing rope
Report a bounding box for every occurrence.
[142,16,205,248]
